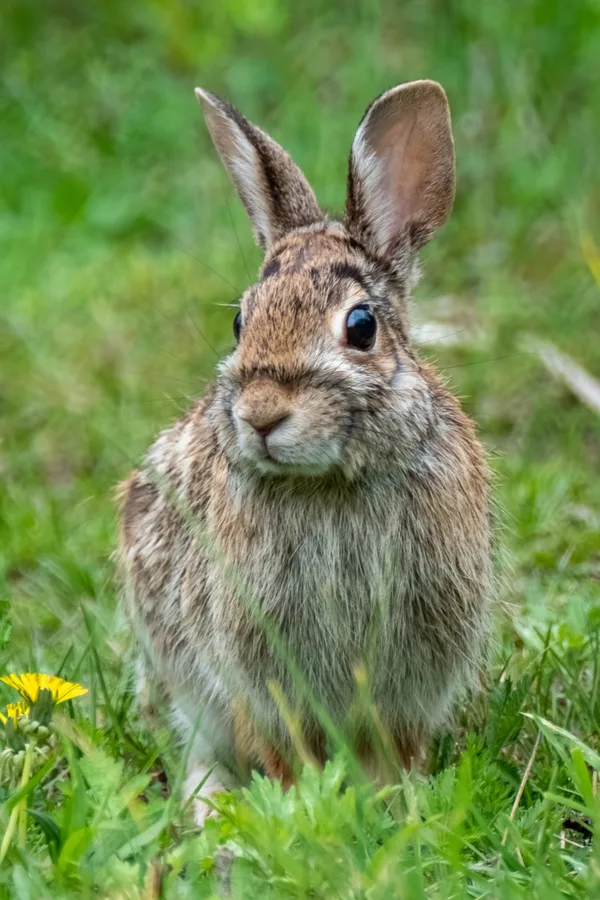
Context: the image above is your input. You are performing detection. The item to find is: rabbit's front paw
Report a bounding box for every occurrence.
[185,764,228,828]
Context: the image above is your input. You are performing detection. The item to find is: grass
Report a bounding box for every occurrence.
[1,0,600,895]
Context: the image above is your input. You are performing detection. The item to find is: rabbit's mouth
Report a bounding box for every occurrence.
[236,419,345,477]
[227,403,344,476]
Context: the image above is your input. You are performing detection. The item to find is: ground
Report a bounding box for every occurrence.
[1,0,599,896]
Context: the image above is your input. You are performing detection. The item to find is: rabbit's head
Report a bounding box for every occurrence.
[196,81,456,479]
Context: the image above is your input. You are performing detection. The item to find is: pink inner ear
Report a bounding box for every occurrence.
[353,82,455,254]
[369,105,430,244]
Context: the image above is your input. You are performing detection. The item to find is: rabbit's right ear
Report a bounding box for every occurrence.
[345,80,455,275]
[195,89,324,251]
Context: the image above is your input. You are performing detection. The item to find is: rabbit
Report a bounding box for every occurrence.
[118,80,494,825]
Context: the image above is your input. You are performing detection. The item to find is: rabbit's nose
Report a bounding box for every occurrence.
[235,381,292,440]
[238,409,289,438]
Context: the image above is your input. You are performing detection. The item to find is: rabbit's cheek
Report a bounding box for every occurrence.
[391,369,433,415]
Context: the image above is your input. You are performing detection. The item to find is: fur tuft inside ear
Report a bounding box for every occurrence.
[345,80,455,274]
[195,88,324,250]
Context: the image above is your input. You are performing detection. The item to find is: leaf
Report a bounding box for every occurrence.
[543,793,592,817]
[523,335,600,416]
[0,619,12,649]
[117,816,169,860]
[524,714,600,770]
[57,827,94,873]
[61,741,88,842]
[26,808,62,862]
[120,772,152,809]
[81,747,124,793]
[3,753,57,812]
[569,748,596,810]
[487,675,533,755]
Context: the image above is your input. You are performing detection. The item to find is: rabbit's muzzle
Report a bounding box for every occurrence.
[235,380,292,442]
[231,376,348,476]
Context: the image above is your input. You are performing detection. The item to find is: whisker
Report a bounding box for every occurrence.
[183,303,220,359]
[441,352,533,371]
[414,327,471,345]
[127,372,208,386]
[225,195,252,282]
[129,340,217,374]
[142,294,202,345]
[135,395,195,406]
[133,279,228,361]
[169,235,244,294]
[142,287,222,361]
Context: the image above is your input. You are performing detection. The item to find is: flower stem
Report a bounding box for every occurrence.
[18,742,34,847]
[0,805,18,863]
[0,742,34,862]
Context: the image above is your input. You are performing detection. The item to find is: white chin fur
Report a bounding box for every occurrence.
[235,421,342,476]
[240,442,341,476]
[251,457,335,477]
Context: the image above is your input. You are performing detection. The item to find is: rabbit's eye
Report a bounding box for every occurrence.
[233,310,242,342]
[345,304,376,350]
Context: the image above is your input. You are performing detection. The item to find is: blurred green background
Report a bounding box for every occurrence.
[1,0,599,672]
[1,2,600,895]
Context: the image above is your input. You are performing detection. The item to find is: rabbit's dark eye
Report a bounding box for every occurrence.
[233,310,242,343]
[345,304,376,350]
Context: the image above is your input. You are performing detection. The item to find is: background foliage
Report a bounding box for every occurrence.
[1,0,599,896]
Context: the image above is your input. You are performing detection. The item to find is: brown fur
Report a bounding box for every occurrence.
[118,81,494,823]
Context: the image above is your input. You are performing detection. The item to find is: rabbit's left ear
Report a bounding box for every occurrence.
[345,80,455,272]
[195,89,324,250]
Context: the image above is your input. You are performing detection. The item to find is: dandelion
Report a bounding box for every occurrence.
[0,673,88,862]
[1,673,87,706]
[0,701,29,724]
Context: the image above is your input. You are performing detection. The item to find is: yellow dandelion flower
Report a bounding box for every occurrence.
[1,674,87,706]
[0,701,30,724]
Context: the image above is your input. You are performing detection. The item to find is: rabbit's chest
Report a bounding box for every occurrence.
[196,477,479,732]
[211,494,409,682]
